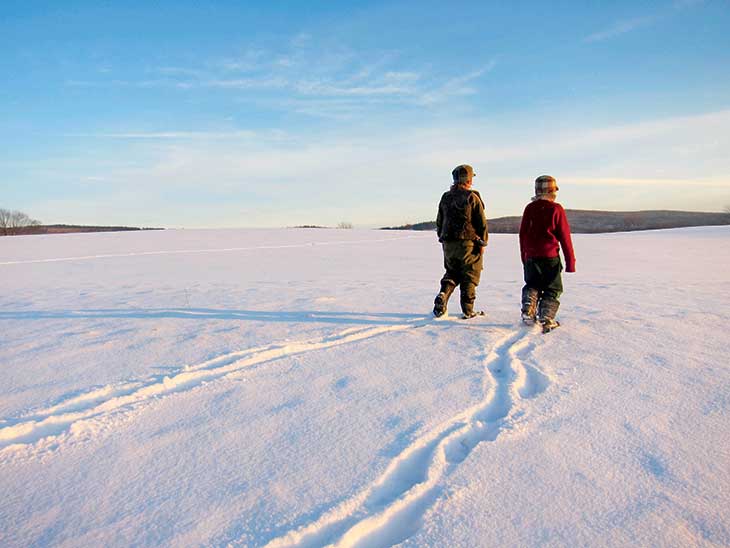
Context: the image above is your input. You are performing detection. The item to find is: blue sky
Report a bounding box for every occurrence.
[2,0,729,228]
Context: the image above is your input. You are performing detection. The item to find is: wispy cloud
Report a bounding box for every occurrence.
[416,62,496,105]
[584,15,657,43]
[560,176,729,187]
[64,35,496,118]
[65,130,258,140]
[156,66,207,78]
[202,77,289,90]
[66,78,195,89]
[273,98,388,120]
[294,80,415,97]
[41,108,730,226]
[216,49,268,72]
[585,0,704,43]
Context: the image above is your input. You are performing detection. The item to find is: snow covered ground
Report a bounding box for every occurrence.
[1,226,729,547]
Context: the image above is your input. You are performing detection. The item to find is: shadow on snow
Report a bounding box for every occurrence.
[0,308,425,326]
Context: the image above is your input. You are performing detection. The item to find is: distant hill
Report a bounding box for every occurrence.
[9,224,164,236]
[382,210,730,234]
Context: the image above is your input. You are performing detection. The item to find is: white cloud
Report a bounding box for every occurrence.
[416,62,496,105]
[383,71,420,84]
[273,98,378,120]
[584,15,657,43]
[87,108,729,200]
[65,43,494,118]
[202,77,289,90]
[29,107,730,227]
[64,130,260,140]
[294,80,415,97]
[346,56,394,81]
[584,0,703,44]
[217,49,267,72]
[155,66,206,78]
[559,176,729,187]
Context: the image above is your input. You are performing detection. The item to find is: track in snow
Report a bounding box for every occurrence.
[0,320,428,457]
[0,235,432,266]
[261,327,551,548]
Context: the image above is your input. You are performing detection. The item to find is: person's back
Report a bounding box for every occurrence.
[433,164,488,319]
[519,175,575,332]
[519,199,575,269]
[438,187,486,243]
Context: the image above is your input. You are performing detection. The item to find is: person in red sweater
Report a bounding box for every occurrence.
[519,175,576,331]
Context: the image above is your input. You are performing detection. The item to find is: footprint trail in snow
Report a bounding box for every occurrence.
[0,320,427,457]
[261,327,551,548]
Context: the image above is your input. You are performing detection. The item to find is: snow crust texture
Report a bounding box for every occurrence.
[1,227,729,547]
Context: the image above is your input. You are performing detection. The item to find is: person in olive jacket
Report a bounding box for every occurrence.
[433,164,488,319]
[519,175,576,331]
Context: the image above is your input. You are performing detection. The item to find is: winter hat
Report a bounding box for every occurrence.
[534,175,558,195]
[452,164,476,184]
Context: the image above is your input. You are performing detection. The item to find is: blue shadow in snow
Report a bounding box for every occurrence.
[0,308,425,326]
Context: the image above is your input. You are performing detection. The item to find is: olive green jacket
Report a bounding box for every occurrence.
[436,186,488,244]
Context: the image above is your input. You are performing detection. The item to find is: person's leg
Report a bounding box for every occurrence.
[536,258,563,326]
[433,277,457,317]
[434,242,463,317]
[460,282,477,317]
[460,241,483,317]
[521,259,541,321]
[521,286,539,321]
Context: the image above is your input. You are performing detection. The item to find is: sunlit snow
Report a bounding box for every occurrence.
[1,227,728,547]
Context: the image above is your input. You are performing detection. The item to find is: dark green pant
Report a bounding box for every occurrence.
[522,257,562,320]
[523,257,562,301]
[440,240,483,314]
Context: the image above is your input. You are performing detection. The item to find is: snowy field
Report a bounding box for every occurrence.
[1,226,729,548]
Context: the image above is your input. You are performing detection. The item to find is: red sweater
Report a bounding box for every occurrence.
[519,200,576,272]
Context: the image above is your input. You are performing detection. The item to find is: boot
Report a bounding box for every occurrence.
[433,281,456,317]
[460,282,477,318]
[521,287,538,323]
[538,298,560,331]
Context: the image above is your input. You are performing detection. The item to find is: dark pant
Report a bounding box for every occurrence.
[439,240,483,314]
[522,257,562,320]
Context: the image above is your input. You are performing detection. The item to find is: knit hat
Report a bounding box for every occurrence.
[535,175,558,195]
[452,164,476,184]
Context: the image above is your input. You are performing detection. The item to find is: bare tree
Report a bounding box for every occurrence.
[724,204,730,216]
[0,209,10,235]
[0,208,41,235]
[337,221,353,229]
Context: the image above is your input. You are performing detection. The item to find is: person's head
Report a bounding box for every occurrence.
[534,174,558,201]
[452,164,475,188]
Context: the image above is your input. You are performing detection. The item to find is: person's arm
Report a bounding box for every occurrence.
[519,207,529,264]
[555,206,576,272]
[471,193,488,250]
[480,213,489,254]
[436,198,444,242]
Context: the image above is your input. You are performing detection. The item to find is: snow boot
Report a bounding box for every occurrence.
[540,318,560,333]
[521,287,538,323]
[460,282,481,319]
[433,281,456,318]
[538,298,560,333]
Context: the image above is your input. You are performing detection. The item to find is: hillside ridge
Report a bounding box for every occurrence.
[381,210,730,233]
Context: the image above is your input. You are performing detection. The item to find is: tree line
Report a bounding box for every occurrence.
[0,208,41,236]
